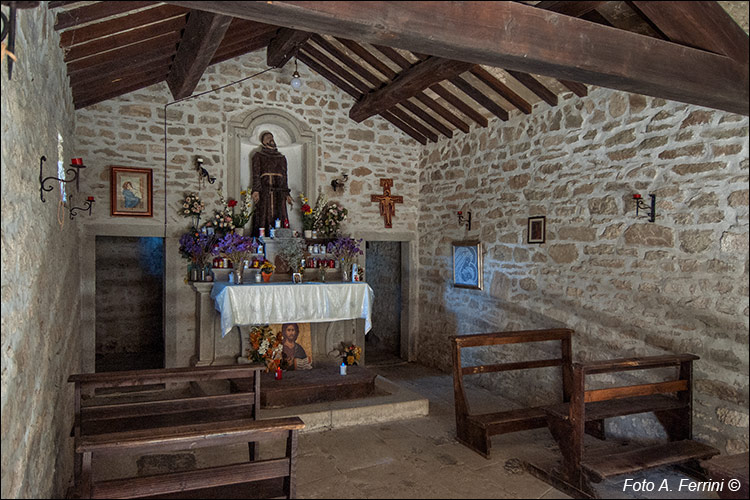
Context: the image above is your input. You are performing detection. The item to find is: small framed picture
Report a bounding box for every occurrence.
[292,272,303,284]
[110,166,153,217]
[528,216,546,244]
[452,240,483,290]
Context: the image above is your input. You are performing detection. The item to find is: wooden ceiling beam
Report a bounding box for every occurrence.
[166,10,233,100]
[505,70,557,107]
[55,1,156,30]
[534,1,606,17]
[449,76,508,121]
[48,2,79,9]
[470,66,532,114]
[67,31,179,74]
[335,38,398,80]
[401,101,453,138]
[415,93,470,134]
[63,16,186,63]
[559,79,588,97]
[211,35,275,65]
[75,75,167,109]
[430,83,488,127]
[164,1,748,115]
[267,27,312,68]
[380,111,428,145]
[390,107,438,142]
[70,55,173,87]
[311,34,384,88]
[630,1,749,64]
[59,4,188,48]
[350,57,473,122]
[301,44,371,94]
[73,66,170,101]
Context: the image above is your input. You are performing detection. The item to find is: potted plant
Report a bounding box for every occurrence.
[228,188,254,234]
[260,260,276,282]
[277,237,306,276]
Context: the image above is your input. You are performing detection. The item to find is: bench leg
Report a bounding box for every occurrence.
[456,418,490,458]
[546,418,593,495]
[248,441,258,461]
[283,430,298,499]
[655,408,691,441]
[81,452,93,499]
[585,419,606,440]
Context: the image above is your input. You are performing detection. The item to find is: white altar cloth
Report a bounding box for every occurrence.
[211,282,375,337]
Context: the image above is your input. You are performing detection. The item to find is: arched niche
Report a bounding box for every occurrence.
[227,109,317,230]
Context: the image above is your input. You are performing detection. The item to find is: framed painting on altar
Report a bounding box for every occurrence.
[110,166,153,217]
[273,323,313,370]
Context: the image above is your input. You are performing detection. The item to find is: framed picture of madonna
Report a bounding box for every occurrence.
[110,166,153,217]
[452,240,483,290]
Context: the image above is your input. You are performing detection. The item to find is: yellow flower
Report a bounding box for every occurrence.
[346,355,354,365]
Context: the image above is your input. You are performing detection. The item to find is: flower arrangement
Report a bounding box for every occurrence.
[205,208,235,235]
[299,193,315,231]
[316,200,348,238]
[229,189,254,229]
[179,192,205,218]
[246,324,283,372]
[213,232,253,269]
[277,237,306,273]
[331,341,362,366]
[260,260,276,275]
[326,237,363,269]
[179,231,216,268]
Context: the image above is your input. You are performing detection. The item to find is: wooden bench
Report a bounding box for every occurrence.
[527,354,720,498]
[75,416,304,499]
[450,328,580,458]
[68,364,265,494]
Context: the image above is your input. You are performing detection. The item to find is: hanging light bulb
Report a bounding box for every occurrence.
[290,57,302,90]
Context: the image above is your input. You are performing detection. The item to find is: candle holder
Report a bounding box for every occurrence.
[633,193,656,222]
[39,155,86,202]
[457,210,472,230]
[69,196,95,220]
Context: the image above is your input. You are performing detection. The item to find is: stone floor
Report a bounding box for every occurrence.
[92,358,723,499]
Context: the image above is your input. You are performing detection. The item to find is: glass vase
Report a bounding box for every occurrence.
[232,267,243,284]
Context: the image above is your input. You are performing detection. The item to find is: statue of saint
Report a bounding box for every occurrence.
[250,131,293,237]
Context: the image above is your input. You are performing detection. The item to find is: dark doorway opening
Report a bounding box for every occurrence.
[365,241,402,365]
[95,236,164,372]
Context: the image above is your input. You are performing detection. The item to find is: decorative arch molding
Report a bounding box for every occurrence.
[227,108,317,203]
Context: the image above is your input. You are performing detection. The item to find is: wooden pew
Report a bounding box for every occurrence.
[75,416,304,499]
[68,364,265,492]
[528,354,720,498]
[450,328,582,458]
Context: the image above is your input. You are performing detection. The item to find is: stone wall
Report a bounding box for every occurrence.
[417,87,749,454]
[0,6,81,498]
[74,50,422,368]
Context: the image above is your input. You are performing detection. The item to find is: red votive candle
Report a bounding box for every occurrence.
[633,194,642,199]
[87,196,95,201]
[71,158,83,165]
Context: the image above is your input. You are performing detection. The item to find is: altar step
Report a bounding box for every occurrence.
[232,367,429,433]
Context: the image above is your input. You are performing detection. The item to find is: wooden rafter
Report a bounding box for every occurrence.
[534,1,606,17]
[415,93,470,134]
[165,1,748,115]
[301,43,370,93]
[401,100,453,138]
[67,32,179,74]
[310,35,384,88]
[55,1,156,30]
[335,37,397,80]
[449,76,508,121]
[430,83,488,127]
[470,66,532,114]
[166,10,232,100]
[505,70,557,107]
[267,27,311,68]
[70,53,173,87]
[390,106,438,142]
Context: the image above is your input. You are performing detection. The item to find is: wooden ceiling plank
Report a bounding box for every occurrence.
[64,16,186,63]
[211,36,275,65]
[68,46,176,86]
[301,44,371,93]
[73,66,170,100]
[55,1,157,30]
[390,107,438,142]
[534,1,606,17]
[350,57,473,122]
[60,4,189,48]
[67,31,179,74]
[559,79,588,97]
[166,10,233,100]
[380,111,428,145]
[470,66,532,114]
[48,1,79,9]
[371,44,413,70]
[450,76,508,121]
[335,38,398,80]
[267,27,312,68]
[504,70,557,107]
[401,101,453,138]
[311,34,384,88]
[430,83,488,127]
[165,1,748,115]
[70,56,173,87]
[414,93,470,134]
[75,76,167,109]
[220,22,278,47]
[297,52,360,98]
[630,1,749,64]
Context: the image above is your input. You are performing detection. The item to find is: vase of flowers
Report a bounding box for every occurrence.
[331,341,362,366]
[229,189,254,234]
[213,232,253,283]
[277,237,306,276]
[327,237,363,282]
[179,192,205,230]
[260,260,275,282]
[205,208,235,236]
[179,231,217,281]
[315,199,348,239]
[299,193,315,238]
[246,325,283,372]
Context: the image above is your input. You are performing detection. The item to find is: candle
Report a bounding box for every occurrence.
[87,196,95,202]
[633,194,642,199]
[71,158,83,165]
[275,366,283,380]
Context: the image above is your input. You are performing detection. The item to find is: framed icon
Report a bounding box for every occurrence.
[452,240,483,290]
[528,216,546,244]
[110,166,153,217]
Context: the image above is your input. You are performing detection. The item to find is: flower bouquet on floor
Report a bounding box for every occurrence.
[246,324,283,372]
[330,341,362,366]
[213,232,253,283]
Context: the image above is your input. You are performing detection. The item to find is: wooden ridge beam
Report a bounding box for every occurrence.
[470,66,532,114]
[350,57,473,122]
[450,76,508,121]
[630,1,749,64]
[267,27,312,68]
[55,1,156,30]
[166,10,233,100]
[164,1,749,115]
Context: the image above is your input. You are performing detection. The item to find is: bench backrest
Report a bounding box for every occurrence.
[450,328,574,417]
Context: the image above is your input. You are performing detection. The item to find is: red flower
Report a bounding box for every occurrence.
[302,204,312,214]
[228,199,238,208]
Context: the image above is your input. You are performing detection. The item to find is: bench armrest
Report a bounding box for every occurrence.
[575,354,699,374]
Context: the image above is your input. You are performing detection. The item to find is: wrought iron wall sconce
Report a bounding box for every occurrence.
[633,193,656,222]
[331,173,348,192]
[69,196,95,219]
[196,156,215,184]
[39,155,85,202]
[458,210,472,230]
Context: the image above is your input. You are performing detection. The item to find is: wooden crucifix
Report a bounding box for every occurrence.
[370,178,403,228]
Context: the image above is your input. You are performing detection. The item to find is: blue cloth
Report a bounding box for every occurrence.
[123,188,140,208]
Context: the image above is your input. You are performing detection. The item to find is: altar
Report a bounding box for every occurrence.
[190,281,374,367]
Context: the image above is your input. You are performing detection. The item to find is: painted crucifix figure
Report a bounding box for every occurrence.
[370,178,403,228]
